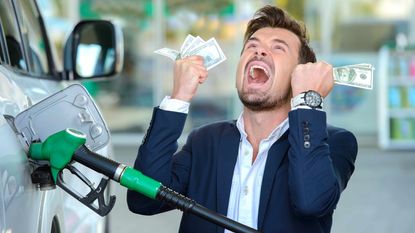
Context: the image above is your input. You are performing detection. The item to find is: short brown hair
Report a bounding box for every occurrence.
[243,5,316,64]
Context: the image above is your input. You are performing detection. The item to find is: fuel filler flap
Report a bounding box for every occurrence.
[9,84,110,152]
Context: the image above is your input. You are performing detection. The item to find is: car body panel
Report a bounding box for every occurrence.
[0,0,120,232]
[0,66,112,233]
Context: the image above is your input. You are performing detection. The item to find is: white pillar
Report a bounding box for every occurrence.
[409,2,415,44]
[64,0,79,23]
[152,0,165,104]
[320,0,335,56]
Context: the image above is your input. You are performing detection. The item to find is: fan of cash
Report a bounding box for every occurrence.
[155,34,374,90]
[154,34,226,70]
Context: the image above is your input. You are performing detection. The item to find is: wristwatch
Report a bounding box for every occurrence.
[291,90,323,109]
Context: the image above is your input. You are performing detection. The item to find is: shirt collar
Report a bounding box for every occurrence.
[236,112,289,142]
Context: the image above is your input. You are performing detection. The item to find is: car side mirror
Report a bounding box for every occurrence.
[64,20,123,80]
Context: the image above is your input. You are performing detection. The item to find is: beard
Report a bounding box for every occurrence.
[237,88,291,112]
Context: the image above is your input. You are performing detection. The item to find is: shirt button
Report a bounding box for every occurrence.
[243,186,249,195]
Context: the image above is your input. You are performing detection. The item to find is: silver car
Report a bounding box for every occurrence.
[0,0,123,232]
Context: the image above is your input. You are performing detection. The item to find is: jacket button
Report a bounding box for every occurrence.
[304,141,311,148]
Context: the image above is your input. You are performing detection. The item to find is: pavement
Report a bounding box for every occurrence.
[108,143,415,233]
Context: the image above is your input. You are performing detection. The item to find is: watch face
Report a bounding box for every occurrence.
[305,91,322,108]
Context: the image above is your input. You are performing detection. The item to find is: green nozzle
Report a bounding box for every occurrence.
[120,167,161,199]
[29,129,87,182]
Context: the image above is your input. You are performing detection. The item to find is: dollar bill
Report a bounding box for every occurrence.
[154,34,226,70]
[154,47,180,61]
[181,36,205,55]
[185,38,227,70]
[180,34,195,52]
[333,63,374,90]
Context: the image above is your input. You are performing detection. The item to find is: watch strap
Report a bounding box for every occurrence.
[291,92,306,108]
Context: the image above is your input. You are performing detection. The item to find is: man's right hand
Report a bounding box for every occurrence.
[171,55,208,102]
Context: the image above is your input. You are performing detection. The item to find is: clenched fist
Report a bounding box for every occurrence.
[171,55,208,102]
[291,61,334,98]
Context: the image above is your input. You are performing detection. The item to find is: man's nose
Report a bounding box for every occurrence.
[255,46,267,57]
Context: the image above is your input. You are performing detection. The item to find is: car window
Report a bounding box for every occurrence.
[15,0,50,75]
[0,0,28,70]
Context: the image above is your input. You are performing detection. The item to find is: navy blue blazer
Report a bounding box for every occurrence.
[127,107,358,233]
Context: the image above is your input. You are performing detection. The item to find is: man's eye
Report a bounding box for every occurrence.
[246,43,256,49]
[273,45,285,51]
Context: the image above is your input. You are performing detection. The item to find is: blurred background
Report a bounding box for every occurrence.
[39,0,415,232]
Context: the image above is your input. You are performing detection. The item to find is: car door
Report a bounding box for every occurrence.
[0,0,113,233]
[0,0,55,232]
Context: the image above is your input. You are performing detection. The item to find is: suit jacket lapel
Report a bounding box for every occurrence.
[257,131,290,229]
[216,122,240,217]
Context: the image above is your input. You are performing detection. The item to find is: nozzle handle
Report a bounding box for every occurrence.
[56,166,116,216]
[73,145,121,180]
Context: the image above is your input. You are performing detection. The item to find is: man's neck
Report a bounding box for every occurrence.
[242,104,290,162]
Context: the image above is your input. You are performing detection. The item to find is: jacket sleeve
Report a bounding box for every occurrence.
[287,109,357,217]
[126,107,193,215]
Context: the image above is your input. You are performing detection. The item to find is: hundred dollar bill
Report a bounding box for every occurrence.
[154,35,197,61]
[185,38,226,70]
[333,63,374,90]
[181,36,205,56]
[154,47,180,61]
[154,34,227,70]
[180,34,196,53]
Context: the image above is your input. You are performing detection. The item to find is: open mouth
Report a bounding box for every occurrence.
[246,62,271,85]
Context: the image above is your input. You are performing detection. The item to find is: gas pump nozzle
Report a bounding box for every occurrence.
[29,128,116,216]
[29,128,260,233]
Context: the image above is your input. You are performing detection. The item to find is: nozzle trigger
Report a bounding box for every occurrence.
[56,164,116,216]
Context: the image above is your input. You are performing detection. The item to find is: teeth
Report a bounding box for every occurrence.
[249,65,269,78]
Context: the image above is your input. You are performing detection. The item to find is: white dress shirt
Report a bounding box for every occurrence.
[224,114,288,232]
[159,96,289,232]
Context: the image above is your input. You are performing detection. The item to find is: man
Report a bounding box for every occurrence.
[127,5,358,233]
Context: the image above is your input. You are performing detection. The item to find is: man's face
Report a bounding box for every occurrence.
[236,27,301,111]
